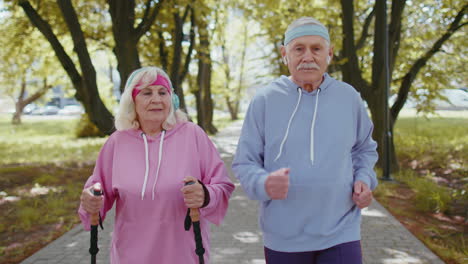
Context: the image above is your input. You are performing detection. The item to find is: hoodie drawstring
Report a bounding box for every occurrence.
[141,133,150,200]
[140,130,166,200]
[274,87,302,162]
[274,87,321,164]
[310,88,320,164]
[151,130,165,200]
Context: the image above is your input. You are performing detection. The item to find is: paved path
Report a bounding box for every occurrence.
[21,120,444,264]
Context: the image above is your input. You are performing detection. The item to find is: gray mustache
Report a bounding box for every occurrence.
[297,63,320,70]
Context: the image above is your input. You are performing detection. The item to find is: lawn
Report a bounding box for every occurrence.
[0,115,105,264]
[374,113,468,264]
[0,112,466,263]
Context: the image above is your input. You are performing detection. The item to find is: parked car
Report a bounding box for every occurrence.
[30,105,60,115]
[435,89,468,110]
[42,105,61,115]
[58,105,84,115]
[23,104,39,115]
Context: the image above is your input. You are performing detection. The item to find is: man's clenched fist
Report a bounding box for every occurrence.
[265,168,290,200]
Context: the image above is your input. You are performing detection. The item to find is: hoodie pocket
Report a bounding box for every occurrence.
[260,180,355,239]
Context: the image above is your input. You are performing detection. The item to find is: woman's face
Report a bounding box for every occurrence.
[134,85,171,128]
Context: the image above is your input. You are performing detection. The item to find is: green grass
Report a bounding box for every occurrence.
[379,169,454,213]
[393,116,468,215]
[0,116,106,165]
[375,114,468,264]
[394,117,468,173]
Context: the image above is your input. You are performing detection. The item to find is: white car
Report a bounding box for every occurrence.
[58,105,84,115]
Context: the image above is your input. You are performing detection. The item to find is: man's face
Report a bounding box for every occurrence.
[281,35,332,87]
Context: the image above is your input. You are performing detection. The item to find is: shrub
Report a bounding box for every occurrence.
[397,170,453,213]
[75,113,105,138]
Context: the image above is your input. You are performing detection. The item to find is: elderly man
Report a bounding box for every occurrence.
[232,17,378,264]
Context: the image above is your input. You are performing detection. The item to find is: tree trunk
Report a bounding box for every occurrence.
[108,0,140,93]
[367,94,399,171]
[58,0,115,134]
[225,97,238,120]
[108,0,165,93]
[196,15,217,134]
[371,0,399,172]
[12,76,27,125]
[340,0,398,170]
[169,6,195,112]
[12,77,49,125]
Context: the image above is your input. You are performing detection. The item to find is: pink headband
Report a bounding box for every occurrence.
[132,76,171,100]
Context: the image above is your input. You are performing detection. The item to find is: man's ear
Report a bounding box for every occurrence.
[327,46,334,65]
[280,45,287,65]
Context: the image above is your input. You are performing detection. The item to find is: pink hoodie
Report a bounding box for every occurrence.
[78,121,234,263]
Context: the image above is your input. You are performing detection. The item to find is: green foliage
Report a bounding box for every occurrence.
[75,113,106,138]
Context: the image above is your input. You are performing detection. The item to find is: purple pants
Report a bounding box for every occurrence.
[264,241,362,264]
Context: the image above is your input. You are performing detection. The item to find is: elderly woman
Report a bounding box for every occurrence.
[79,66,235,263]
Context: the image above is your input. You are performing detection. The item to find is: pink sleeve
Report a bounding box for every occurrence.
[194,126,235,225]
[78,137,117,231]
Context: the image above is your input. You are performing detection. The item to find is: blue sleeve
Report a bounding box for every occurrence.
[352,99,379,190]
[232,95,271,201]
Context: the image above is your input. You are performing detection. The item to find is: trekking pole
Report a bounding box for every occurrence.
[184,181,205,264]
[89,183,103,264]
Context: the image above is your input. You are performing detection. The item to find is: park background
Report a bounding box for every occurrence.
[0,0,466,263]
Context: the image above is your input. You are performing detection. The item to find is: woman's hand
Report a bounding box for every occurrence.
[80,186,103,214]
[181,176,204,209]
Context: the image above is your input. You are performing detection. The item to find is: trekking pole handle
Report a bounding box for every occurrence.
[90,183,102,226]
[184,181,200,222]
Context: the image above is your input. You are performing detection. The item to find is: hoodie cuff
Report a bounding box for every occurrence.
[78,206,91,231]
[198,180,210,208]
[354,173,372,190]
[256,172,271,201]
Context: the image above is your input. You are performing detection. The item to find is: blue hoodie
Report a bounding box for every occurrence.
[232,73,378,252]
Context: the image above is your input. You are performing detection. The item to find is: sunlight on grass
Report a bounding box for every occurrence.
[394,117,468,171]
[0,117,106,165]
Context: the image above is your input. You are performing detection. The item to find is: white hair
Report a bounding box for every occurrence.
[114,66,187,131]
[285,17,330,47]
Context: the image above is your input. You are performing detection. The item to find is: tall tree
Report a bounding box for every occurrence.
[194,5,217,133]
[168,2,195,111]
[17,0,114,134]
[214,8,251,121]
[0,4,64,125]
[340,0,467,169]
